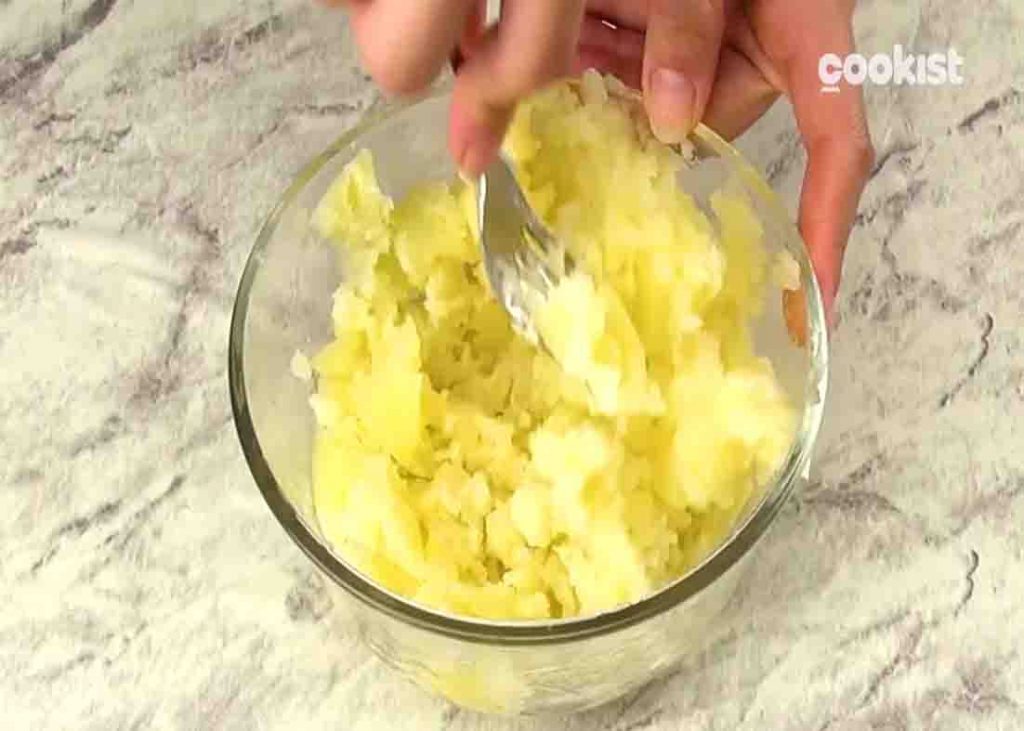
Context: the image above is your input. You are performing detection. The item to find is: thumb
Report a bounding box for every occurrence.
[642,0,726,144]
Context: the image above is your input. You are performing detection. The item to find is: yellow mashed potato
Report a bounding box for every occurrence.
[307,73,795,620]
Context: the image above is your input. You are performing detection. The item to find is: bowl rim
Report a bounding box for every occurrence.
[229,86,829,645]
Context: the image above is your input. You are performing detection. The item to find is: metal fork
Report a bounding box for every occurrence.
[450,29,573,346]
[476,155,574,345]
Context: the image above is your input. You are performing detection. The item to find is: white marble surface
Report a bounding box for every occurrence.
[2,1,1023,728]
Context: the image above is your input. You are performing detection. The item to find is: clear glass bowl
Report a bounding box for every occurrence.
[229,87,828,716]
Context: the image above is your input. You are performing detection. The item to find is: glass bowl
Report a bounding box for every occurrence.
[229,85,828,716]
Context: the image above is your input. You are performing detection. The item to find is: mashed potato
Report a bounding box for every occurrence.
[306,73,795,620]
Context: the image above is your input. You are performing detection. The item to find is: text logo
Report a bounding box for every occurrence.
[819,46,964,93]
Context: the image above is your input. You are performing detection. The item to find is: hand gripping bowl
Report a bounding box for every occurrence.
[229,84,828,716]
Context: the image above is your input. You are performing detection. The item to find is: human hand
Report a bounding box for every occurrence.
[575,0,874,328]
[323,0,584,177]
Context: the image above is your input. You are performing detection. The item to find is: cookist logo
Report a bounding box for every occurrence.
[819,45,965,93]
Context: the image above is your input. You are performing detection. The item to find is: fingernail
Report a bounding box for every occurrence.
[648,68,695,144]
[783,289,809,347]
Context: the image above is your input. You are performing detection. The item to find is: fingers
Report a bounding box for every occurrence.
[329,0,582,177]
[642,0,726,143]
[579,1,730,141]
[457,0,488,60]
[799,128,873,326]
[575,14,644,88]
[341,0,476,95]
[779,8,873,324]
[701,46,779,140]
[584,0,651,31]
[450,0,586,176]
[576,8,779,140]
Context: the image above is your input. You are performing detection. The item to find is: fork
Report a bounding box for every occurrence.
[475,154,575,345]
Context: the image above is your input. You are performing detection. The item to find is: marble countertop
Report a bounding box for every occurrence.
[2,0,1023,728]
